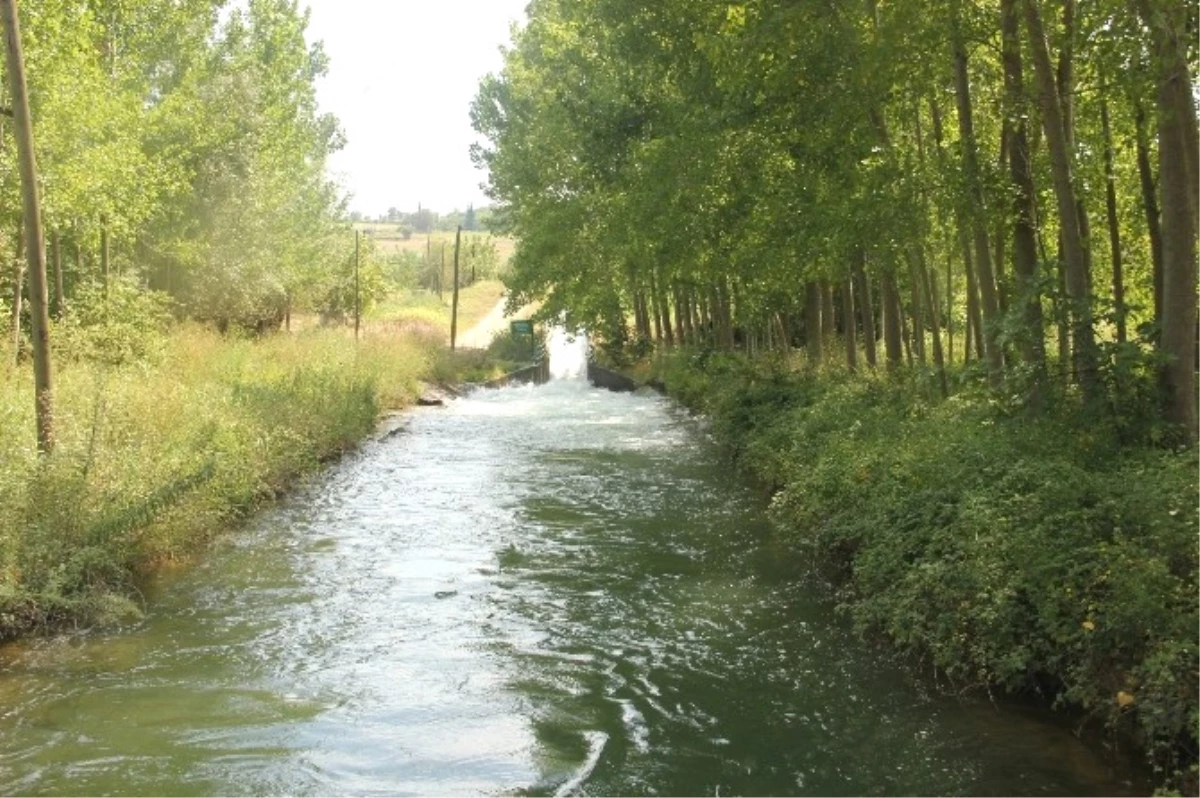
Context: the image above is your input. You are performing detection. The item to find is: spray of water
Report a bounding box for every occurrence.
[547,327,589,381]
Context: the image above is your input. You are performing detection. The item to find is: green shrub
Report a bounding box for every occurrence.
[486,328,541,365]
[56,278,173,366]
[658,350,1199,783]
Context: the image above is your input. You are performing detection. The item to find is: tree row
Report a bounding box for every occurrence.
[473,0,1198,439]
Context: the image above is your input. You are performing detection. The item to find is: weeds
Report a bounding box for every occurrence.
[0,323,438,639]
[659,349,1199,787]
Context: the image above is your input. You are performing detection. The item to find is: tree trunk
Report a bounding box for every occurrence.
[1142,0,1199,438]
[953,33,1004,386]
[1056,248,1071,373]
[854,252,877,367]
[841,277,857,372]
[961,229,984,364]
[805,280,823,365]
[1134,101,1164,327]
[1133,0,1198,218]
[909,266,926,365]
[930,96,955,367]
[73,230,82,287]
[654,272,673,347]
[1057,0,1076,150]
[51,228,63,319]
[649,290,662,342]
[1023,0,1098,400]
[681,288,691,348]
[917,251,949,397]
[1100,98,1127,344]
[881,271,903,371]
[1001,0,1047,374]
[1,0,53,452]
[820,279,835,342]
[717,280,734,349]
[633,275,648,340]
[946,250,955,364]
[994,122,1010,317]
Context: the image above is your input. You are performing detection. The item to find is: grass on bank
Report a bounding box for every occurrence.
[0,274,538,640]
[654,348,1198,789]
[365,279,506,339]
[0,315,447,639]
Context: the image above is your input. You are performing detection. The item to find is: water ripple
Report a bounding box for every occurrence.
[0,379,1141,796]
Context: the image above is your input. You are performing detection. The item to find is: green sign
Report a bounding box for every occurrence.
[510,320,534,337]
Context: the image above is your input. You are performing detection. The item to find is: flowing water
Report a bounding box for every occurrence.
[0,344,1141,796]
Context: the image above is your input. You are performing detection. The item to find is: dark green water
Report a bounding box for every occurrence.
[0,379,1140,795]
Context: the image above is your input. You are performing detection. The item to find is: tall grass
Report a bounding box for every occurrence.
[0,324,438,637]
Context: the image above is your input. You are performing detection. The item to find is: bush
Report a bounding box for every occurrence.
[55,278,173,366]
[658,350,1199,784]
[486,328,541,365]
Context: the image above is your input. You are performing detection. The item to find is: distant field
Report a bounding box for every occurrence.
[289,280,509,345]
[366,279,507,337]
[354,223,516,266]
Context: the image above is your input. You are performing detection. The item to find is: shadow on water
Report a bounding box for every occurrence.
[0,375,1149,796]
[483,410,1147,797]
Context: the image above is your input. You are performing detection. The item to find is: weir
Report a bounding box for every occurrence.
[546,326,588,381]
[484,326,640,392]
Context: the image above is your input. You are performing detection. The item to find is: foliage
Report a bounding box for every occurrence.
[0,0,349,332]
[54,278,173,366]
[472,0,1197,435]
[485,327,541,366]
[0,324,448,638]
[476,4,1199,782]
[660,350,1199,784]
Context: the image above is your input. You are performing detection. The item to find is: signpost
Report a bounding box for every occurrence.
[510,320,534,337]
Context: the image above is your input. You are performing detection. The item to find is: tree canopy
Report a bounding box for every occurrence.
[2,0,353,333]
[473,0,1198,439]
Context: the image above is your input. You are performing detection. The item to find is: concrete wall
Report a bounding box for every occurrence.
[586,363,639,392]
[480,360,549,389]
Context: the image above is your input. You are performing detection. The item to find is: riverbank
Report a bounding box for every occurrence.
[0,324,464,641]
[0,372,1136,795]
[645,349,1198,791]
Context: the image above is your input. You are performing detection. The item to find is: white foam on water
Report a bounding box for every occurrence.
[553,730,608,797]
[547,326,588,381]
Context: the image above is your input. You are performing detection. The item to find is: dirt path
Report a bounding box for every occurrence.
[457,297,539,349]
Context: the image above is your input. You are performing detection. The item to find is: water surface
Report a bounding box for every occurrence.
[0,378,1139,795]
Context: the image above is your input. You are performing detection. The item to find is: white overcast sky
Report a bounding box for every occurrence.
[302,0,529,216]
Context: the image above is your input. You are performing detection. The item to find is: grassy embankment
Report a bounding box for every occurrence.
[647,349,1197,788]
[366,278,503,335]
[0,283,513,641]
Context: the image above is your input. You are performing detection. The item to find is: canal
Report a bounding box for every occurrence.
[0,343,1138,795]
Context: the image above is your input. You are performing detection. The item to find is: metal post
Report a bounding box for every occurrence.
[451,225,461,351]
[354,229,360,340]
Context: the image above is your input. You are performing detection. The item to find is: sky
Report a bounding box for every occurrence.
[301,0,530,217]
